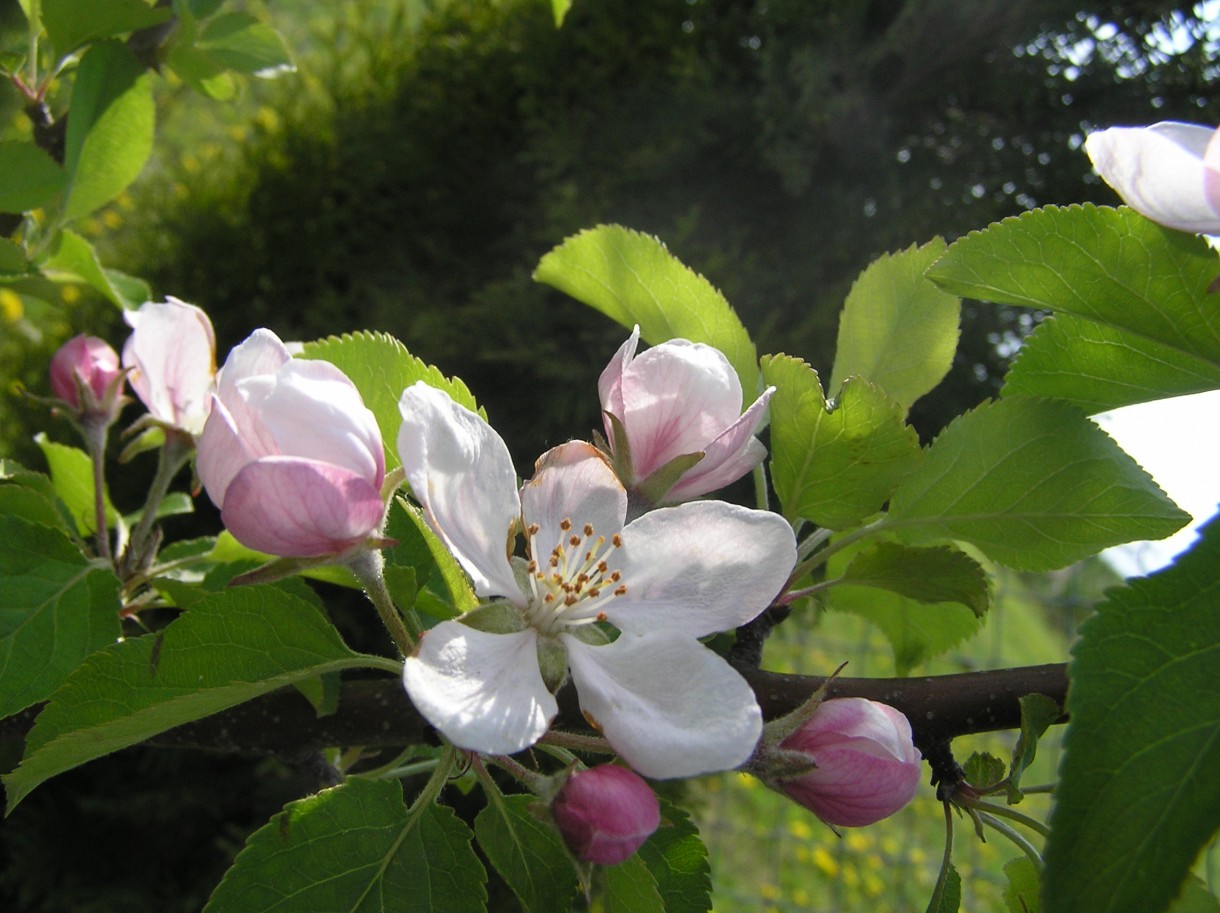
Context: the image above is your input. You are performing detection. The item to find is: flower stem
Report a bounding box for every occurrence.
[405,743,459,812]
[969,799,1051,839]
[977,811,1044,869]
[926,800,956,913]
[347,548,416,656]
[80,414,112,562]
[538,730,614,755]
[126,429,193,572]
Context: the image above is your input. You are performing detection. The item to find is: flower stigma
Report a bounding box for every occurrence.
[522,519,628,637]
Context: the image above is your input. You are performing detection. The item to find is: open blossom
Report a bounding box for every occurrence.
[552,765,660,865]
[122,297,216,434]
[1085,121,1220,234]
[771,698,921,827]
[397,381,796,778]
[196,329,386,558]
[599,326,773,503]
[50,334,124,416]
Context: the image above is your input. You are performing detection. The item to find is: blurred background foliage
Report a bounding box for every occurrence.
[2,0,1219,910]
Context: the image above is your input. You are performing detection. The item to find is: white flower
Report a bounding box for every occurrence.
[397,382,797,778]
[1085,121,1220,233]
[122,297,216,434]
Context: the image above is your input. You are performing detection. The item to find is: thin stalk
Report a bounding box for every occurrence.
[405,743,458,813]
[925,800,956,913]
[126,429,193,569]
[81,415,112,562]
[977,811,1044,870]
[797,526,832,560]
[488,753,551,794]
[538,730,614,755]
[752,462,770,512]
[789,517,887,581]
[347,548,416,656]
[969,799,1051,839]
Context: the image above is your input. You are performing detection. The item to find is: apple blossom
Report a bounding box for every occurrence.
[1085,121,1220,234]
[122,297,216,434]
[552,765,660,865]
[599,326,773,504]
[196,329,387,558]
[768,697,921,828]
[49,334,124,417]
[397,381,797,778]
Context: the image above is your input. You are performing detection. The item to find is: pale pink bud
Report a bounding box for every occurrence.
[122,297,216,434]
[598,326,772,503]
[1085,121,1220,233]
[552,765,660,865]
[196,329,386,558]
[50,334,123,413]
[775,698,921,827]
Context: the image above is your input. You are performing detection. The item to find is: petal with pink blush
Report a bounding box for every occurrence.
[122,298,216,433]
[195,396,254,509]
[404,622,556,755]
[564,631,762,779]
[597,326,638,428]
[520,442,627,556]
[665,387,773,501]
[397,382,521,601]
[220,457,386,557]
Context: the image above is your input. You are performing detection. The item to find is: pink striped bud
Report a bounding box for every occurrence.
[552,765,660,865]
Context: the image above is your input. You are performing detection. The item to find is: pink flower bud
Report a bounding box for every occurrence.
[775,698,921,827]
[599,326,773,503]
[122,297,216,434]
[552,765,660,865]
[49,334,123,413]
[196,329,386,558]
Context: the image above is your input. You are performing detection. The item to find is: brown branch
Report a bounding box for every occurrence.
[0,664,1069,761]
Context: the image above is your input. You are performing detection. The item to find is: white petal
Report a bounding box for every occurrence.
[195,395,252,508]
[1086,122,1220,233]
[122,299,216,433]
[564,632,762,779]
[665,386,773,502]
[213,329,291,457]
[605,501,796,638]
[520,442,627,558]
[397,382,522,600]
[404,622,556,755]
[597,326,639,438]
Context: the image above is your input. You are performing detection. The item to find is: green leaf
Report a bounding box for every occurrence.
[388,498,477,618]
[0,238,29,275]
[61,41,155,221]
[1044,516,1220,913]
[196,12,294,76]
[551,0,572,26]
[839,543,989,617]
[0,142,66,213]
[925,861,961,913]
[40,228,144,307]
[1002,857,1041,913]
[928,205,1220,412]
[41,0,171,57]
[534,225,759,395]
[0,516,121,720]
[762,354,922,528]
[204,779,487,913]
[0,480,68,531]
[166,42,236,101]
[885,396,1190,571]
[598,854,663,913]
[636,801,711,913]
[1007,693,1061,798]
[1168,878,1220,913]
[829,239,961,411]
[961,752,1007,790]
[4,587,381,811]
[34,433,118,536]
[301,331,481,473]
[475,794,580,913]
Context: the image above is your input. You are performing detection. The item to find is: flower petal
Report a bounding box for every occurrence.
[195,395,253,508]
[605,500,796,638]
[397,382,522,600]
[404,622,556,754]
[221,457,386,557]
[122,298,216,433]
[617,340,744,479]
[597,326,639,438]
[520,442,627,557]
[214,329,292,455]
[564,631,762,779]
[1086,121,1220,233]
[665,386,773,501]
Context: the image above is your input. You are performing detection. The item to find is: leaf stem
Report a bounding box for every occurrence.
[347,548,416,656]
[125,428,193,572]
[969,799,1051,839]
[538,730,614,755]
[81,414,112,562]
[977,811,1044,870]
[925,799,956,913]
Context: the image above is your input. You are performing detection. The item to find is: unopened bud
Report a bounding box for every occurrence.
[49,334,124,417]
[552,765,660,865]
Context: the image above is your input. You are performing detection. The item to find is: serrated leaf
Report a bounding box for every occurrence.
[61,41,154,221]
[1043,516,1220,913]
[42,0,171,57]
[35,433,119,536]
[40,228,141,307]
[840,543,989,617]
[962,752,1007,789]
[204,779,486,913]
[0,516,121,720]
[637,801,711,913]
[301,331,481,473]
[534,225,759,395]
[475,794,579,913]
[829,239,961,411]
[597,854,663,913]
[0,481,68,531]
[762,354,922,528]
[885,396,1190,570]
[926,861,961,913]
[0,142,66,213]
[928,205,1220,412]
[4,587,381,811]
[1007,693,1061,797]
[388,498,476,617]
[1002,857,1041,913]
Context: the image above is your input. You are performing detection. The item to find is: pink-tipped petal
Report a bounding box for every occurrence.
[220,458,385,557]
[122,298,216,433]
[564,631,762,779]
[520,442,627,558]
[597,326,639,440]
[195,396,253,509]
[397,382,522,601]
[404,622,556,754]
[664,386,773,501]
